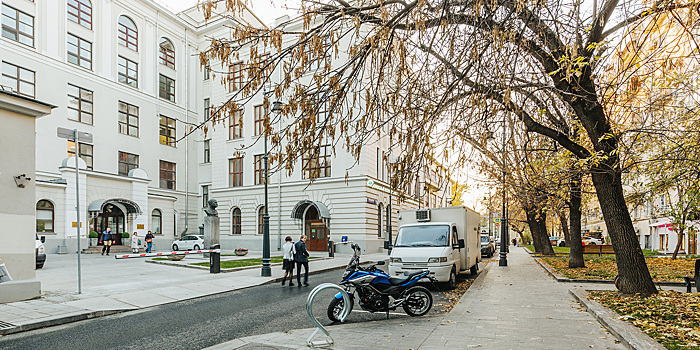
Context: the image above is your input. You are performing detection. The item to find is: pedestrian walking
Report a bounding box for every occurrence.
[131,231,140,253]
[101,228,113,256]
[294,235,310,287]
[145,231,154,253]
[282,236,295,286]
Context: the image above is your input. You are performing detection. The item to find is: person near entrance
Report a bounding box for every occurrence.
[145,231,154,253]
[101,228,114,256]
[131,231,140,253]
[294,235,310,287]
[282,236,295,286]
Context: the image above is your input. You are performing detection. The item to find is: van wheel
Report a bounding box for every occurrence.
[470,260,478,275]
[442,268,457,290]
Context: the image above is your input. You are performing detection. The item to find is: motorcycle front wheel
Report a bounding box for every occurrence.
[327,297,353,322]
[402,286,433,317]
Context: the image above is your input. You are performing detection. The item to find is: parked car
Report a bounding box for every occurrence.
[582,236,603,245]
[557,238,567,247]
[481,234,495,257]
[171,235,205,251]
[36,235,46,269]
[549,236,560,246]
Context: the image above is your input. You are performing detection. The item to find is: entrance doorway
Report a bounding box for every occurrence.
[690,232,697,255]
[305,206,328,251]
[93,203,125,245]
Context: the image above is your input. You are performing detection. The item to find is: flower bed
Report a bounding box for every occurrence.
[540,256,696,282]
[589,290,700,349]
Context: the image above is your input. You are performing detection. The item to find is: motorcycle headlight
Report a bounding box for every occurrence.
[428,257,447,263]
[390,257,402,263]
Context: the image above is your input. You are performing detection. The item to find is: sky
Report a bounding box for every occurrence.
[156,0,298,25]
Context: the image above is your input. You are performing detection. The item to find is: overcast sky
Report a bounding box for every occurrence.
[155,0,299,25]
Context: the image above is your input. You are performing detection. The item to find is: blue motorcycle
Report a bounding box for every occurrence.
[328,244,437,322]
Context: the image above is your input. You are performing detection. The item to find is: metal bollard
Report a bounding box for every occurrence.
[328,240,334,258]
[210,244,220,273]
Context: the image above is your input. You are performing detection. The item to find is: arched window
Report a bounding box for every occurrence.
[257,206,265,235]
[385,204,391,237]
[159,38,175,69]
[151,209,162,235]
[36,200,54,232]
[377,203,384,238]
[231,207,241,235]
[118,15,138,51]
[67,0,92,29]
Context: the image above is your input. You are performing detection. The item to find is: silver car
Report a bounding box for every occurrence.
[171,235,205,251]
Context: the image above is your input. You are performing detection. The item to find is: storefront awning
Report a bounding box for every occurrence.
[291,200,330,226]
[88,198,142,218]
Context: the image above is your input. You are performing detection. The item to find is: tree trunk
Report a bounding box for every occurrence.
[558,211,570,245]
[526,206,555,256]
[569,171,585,268]
[590,171,657,295]
[672,231,685,259]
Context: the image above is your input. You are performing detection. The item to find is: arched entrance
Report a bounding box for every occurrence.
[291,200,330,252]
[88,198,142,245]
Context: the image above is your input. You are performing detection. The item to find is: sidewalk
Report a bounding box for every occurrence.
[207,247,631,350]
[0,249,381,335]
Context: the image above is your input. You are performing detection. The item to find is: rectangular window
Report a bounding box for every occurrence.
[67,0,92,29]
[302,145,331,179]
[1,61,34,98]
[203,60,210,80]
[229,109,243,140]
[159,115,176,146]
[67,33,92,70]
[159,160,176,190]
[202,185,209,208]
[159,44,175,69]
[229,62,243,91]
[67,141,93,170]
[203,139,211,163]
[118,151,139,176]
[254,105,264,136]
[1,4,34,47]
[67,84,93,125]
[204,98,210,118]
[254,154,265,185]
[159,74,175,102]
[118,101,139,137]
[118,56,138,88]
[229,157,243,187]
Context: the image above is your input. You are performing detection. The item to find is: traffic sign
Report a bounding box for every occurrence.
[57,127,93,143]
[494,218,500,223]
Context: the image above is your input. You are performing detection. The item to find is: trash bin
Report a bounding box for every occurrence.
[209,244,220,274]
[328,240,335,258]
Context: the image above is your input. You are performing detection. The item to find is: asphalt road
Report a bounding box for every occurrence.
[0,266,473,350]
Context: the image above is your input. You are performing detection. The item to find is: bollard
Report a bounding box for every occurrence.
[328,240,334,258]
[210,244,220,273]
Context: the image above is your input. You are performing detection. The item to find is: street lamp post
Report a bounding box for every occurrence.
[499,114,509,267]
[261,100,283,277]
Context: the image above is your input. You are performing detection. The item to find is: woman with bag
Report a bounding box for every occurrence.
[131,231,140,253]
[145,231,154,253]
[101,228,114,256]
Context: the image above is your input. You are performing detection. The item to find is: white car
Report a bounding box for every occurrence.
[171,235,205,251]
[582,236,603,245]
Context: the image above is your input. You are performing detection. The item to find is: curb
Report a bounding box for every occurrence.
[0,310,121,336]
[145,256,334,273]
[533,257,686,286]
[569,288,666,350]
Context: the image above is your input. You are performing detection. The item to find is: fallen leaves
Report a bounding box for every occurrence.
[590,290,700,349]
[541,256,696,282]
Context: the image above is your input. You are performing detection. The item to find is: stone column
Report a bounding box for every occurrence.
[204,216,220,257]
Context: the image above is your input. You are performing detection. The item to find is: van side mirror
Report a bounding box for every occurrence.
[376,260,385,265]
[458,239,465,249]
[40,236,45,243]
[383,241,392,250]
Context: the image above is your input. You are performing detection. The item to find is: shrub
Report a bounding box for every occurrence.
[89,231,99,238]
[122,232,130,238]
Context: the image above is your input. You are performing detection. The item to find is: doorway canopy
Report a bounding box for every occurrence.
[88,198,142,219]
[291,200,330,227]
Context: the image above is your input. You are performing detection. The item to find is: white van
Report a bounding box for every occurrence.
[387,206,481,289]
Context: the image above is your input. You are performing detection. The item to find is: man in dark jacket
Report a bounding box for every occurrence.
[294,235,310,286]
[101,228,114,256]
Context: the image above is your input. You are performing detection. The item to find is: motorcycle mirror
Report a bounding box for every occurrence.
[376,260,385,265]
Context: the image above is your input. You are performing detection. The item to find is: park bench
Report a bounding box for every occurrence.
[582,244,615,256]
[684,259,700,293]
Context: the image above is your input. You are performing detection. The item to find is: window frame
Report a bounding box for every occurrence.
[254,154,265,185]
[229,108,243,140]
[159,38,175,69]
[151,209,162,235]
[257,206,265,235]
[229,157,243,187]
[159,115,176,147]
[36,200,54,233]
[67,140,93,170]
[229,62,243,91]
[118,101,139,137]
[231,207,241,235]
[118,151,139,176]
[67,33,92,70]
[117,56,138,88]
[159,74,175,102]
[203,139,211,163]
[2,61,35,98]
[203,59,210,80]
[67,84,93,125]
[302,144,331,179]
[1,4,34,47]
[202,185,209,208]
[254,105,264,136]
[67,0,92,30]
[117,15,138,51]
[159,160,176,190]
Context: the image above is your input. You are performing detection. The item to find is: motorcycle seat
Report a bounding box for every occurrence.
[388,270,425,285]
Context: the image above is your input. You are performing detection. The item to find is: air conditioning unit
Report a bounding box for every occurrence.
[416,209,431,222]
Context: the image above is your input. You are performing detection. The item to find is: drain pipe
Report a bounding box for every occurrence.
[179,28,189,237]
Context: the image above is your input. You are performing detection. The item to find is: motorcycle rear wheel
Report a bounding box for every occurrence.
[402,286,433,317]
[327,297,353,322]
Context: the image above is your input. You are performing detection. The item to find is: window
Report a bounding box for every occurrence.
[2,61,34,98]
[254,105,264,136]
[203,139,210,163]
[302,145,331,179]
[254,154,265,185]
[117,56,137,87]
[151,209,162,234]
[67,84,93,125]
[36,200,54,232]
[118,101,139,137]
[2,5,34,47]
[67,140,93,170]
[229,62,243,91]
[257,206,265,235]
[159,160,176,189]
[204,98,210,118]
[377,203,383,238]
[202,185,209,208]
[231,208,241,234]
[67,33,92,70]
[118,151,138,176]
[67,0,92,29]
[118,15,137,51]
[159,38,175,69]
[159,115,176,146]
[159,74,175,102]
[385,204,391,236]
[229,157,243,187]
[260,53,272,78]
[203,59,210,80]
[229,108,243,139]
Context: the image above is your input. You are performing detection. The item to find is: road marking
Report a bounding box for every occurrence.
[351,310,406,316]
